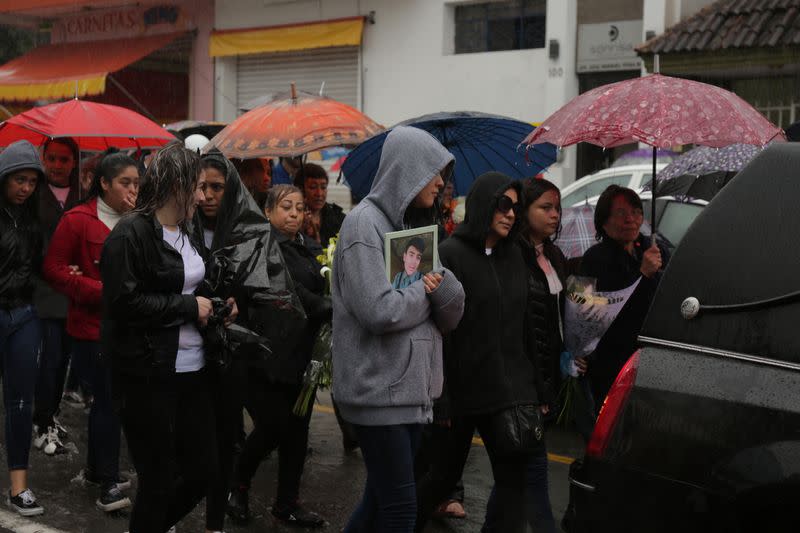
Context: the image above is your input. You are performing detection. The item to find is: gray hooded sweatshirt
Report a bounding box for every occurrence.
[332,126,465,426]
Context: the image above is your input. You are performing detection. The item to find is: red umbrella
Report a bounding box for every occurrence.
[523,72,785,227]
[207,84,384,159]
[0,99,176,151]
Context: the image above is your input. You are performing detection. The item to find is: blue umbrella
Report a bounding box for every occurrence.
[340,111,557,200]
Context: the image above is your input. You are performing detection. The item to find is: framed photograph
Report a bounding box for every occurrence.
[384,225,439,289]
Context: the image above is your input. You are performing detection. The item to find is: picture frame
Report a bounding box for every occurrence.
[384,225,439,289]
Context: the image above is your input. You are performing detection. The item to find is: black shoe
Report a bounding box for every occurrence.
[342,436,359,453]
[272,501,325,528]
[7,489,44,517]
[84,470,132,491]
[226,487,250,524]
[96,483,131,512]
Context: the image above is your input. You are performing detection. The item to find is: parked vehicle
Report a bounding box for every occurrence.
[563,144,800,533]
[560,164,667,208]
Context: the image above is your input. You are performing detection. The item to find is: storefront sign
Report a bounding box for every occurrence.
[577,20,643,73]
[51,4,194,43]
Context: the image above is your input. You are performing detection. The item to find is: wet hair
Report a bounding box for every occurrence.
[43,137,80,185]
[594,184,643,241]
[404,236,426,254]
[519,177,562,244]
[87,148,137,200]
[201,157,229,179]
[265,184,303,213]
[134,142,201,234]
[293,162,328,188]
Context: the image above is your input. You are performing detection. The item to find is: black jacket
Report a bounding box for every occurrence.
[264,230,331,384]
[35,166,82,319]
[100,214,202,378]
[438,172,543,416]
[518,238,568,407]
[305,202,345,247]
[0,141,45,310]
[579,234,669,401]
[195,152,306,369]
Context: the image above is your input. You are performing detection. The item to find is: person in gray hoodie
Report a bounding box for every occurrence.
[332,126,465,532]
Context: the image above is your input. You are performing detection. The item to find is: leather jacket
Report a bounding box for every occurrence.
[100,213,205,378]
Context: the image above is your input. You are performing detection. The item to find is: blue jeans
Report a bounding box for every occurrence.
[345,424,423,533]
[0,305,42,470]
[33,318,73,431]
[484,450,556,533]
[75,340,121,483]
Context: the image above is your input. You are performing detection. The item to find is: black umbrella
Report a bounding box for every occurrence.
[654,171,736,202]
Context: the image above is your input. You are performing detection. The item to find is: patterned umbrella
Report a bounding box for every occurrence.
[555,204,596,259]
[523,72,785,229]
[652,143,764,182]
[206,84,384,158]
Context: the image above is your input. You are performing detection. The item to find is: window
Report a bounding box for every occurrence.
[562,174,632,207]
[455,0,546,54]
[654,201,704,248]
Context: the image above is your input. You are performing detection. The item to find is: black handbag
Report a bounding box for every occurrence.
[487,404,544,456]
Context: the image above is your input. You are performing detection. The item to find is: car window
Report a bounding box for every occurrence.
[657,202,704,247]
[562,174,633,207]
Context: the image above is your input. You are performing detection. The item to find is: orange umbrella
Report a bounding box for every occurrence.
[207,84,384,158]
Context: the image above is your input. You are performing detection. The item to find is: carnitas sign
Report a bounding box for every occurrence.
[51,4,194,44]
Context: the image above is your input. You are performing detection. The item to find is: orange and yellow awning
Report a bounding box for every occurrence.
[210,16,364,58]
[0,33,180,102]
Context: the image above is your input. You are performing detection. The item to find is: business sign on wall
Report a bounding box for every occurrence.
[51,4,194,44]
[577,20,643,73]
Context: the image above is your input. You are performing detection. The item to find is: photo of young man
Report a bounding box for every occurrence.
[392,237,426,289]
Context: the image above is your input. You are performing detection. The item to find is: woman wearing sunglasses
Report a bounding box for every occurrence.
[416,172,551,533]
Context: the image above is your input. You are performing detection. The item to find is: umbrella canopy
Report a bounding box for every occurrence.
[206,86,384,159]
[341,111,558,200]
[164,120,227,140]
[611,148,679,167]
[555,203,596,259]
[652,171,736,202]
[523,73,784,149]
[523,72,785,229]
[653,143,764,182]
[0,99,176,151]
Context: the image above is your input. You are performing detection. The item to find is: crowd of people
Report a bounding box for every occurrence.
[0,124,667,532]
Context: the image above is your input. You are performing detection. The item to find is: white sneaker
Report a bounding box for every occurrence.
[52,418,69,440]
[7,488,44,516]
[33,426,66,455]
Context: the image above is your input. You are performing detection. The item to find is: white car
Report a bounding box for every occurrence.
[560,164,667,208]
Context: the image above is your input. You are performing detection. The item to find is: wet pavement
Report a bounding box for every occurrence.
[0,392,584,532]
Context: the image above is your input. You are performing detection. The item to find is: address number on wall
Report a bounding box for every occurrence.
[548,67,564,78]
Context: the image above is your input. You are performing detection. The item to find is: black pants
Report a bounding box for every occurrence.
[118,369,218,533]
[415,413,530,533]
[206,361,247,531]
[414,423,465,503]
[235,380,313,507]
[33,318,71,431]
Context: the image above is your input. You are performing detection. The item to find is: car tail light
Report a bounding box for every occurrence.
[586,350,640,458]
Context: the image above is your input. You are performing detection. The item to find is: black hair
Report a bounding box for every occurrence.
[87,148,137,200]
[134,142,201,235]
[405,236,426,255]
[43,137,80,186]
[594,184,643,241]
[293,162,328,189]
[519,177,562,244]
[201,157,228,179]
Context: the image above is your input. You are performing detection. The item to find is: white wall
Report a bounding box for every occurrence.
[215,0,580,185]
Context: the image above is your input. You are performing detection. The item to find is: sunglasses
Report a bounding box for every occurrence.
[495,195,520,216]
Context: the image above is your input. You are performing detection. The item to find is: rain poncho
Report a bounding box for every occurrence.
[195,152,306,368]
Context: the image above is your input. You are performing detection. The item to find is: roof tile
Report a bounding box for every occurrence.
[637,0,800,54]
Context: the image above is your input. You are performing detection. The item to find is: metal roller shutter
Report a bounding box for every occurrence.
[236,46,359,112]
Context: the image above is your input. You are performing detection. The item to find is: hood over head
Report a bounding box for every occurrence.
[367,126,454,230]
[0,140,45,211]
[454,171,521,249]
[198,150,268,252]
